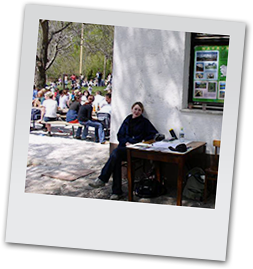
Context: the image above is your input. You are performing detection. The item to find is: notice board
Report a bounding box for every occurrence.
[193,45,229,103]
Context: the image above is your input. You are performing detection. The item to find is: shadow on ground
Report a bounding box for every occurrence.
[25,126,215,209]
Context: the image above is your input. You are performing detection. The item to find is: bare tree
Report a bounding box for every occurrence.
[35,20,73,88]
[80,24,114,79]
[35,21,114,87]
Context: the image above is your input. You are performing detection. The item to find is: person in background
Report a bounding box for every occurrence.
[39,91,58,137]
[89,101,158,200]
[54,88,60,105]
[99,93,111,114]
[33,88,46,107]
[81,90,90,105]
[80,73,84,88]
[88,84,92,95]
[93,91,105,112]
[97,93,112,137]
[71,73,76,85]
[32,86,38,100]
[76,95,105,143]
[66,95,81,124]
[64,75,68,85]
[68,89,75,105]
[59,89,69,109]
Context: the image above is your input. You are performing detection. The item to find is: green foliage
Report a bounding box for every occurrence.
[45,22,114,82]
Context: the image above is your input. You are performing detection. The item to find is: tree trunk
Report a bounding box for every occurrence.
[35,20,49,88]
[79,23,84,75]
[36,66,46,88]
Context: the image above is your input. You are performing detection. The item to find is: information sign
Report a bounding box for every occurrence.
[193,45,229,103]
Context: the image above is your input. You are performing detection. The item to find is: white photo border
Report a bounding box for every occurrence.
[5,4,245,261]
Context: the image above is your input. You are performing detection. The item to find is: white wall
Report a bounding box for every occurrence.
[110,26,223,153]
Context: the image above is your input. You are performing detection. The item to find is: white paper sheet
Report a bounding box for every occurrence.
[152,140,192,148]
[127,140,193,154]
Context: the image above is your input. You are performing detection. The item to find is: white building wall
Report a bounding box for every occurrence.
[110,26,223,154]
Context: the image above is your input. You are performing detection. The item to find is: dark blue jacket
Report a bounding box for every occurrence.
[117,114,158,147]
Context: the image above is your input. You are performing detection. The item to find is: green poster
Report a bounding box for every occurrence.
[193,45,229,103]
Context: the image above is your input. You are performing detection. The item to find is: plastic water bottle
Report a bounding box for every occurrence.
[179,128,185,142]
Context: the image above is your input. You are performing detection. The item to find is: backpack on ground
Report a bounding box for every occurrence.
[135,170,166,198]
[183,167,205,201]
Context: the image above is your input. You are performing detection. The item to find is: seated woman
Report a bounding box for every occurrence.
[81,90,90,105]
[89,101,158,200]
[66,95,81,124]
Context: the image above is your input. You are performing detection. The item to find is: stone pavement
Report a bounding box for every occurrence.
[26,124,215,208]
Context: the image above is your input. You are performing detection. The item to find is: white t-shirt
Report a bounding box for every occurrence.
[42,99,58,118]
[99,100,111,114]
[93,94,105,111]
[59,95,69,109]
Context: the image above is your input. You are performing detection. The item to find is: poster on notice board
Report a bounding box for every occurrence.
[193,45,228,102]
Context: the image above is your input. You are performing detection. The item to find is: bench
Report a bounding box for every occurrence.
[38,120,84,138]
[37,120,109,140]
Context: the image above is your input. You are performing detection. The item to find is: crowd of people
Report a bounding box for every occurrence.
[48,72,113,93]
[31,84,112,142]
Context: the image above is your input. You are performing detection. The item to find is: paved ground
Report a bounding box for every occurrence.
[25,124,216,208]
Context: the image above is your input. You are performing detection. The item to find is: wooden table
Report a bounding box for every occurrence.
[126,141,206,206]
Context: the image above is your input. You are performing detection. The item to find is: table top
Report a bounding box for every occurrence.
[127,140,206,156]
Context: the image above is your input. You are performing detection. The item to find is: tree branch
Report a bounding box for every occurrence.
[48,22,72,46]
[46,44,59,71]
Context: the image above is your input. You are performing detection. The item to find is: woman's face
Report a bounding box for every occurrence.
[132,105,143,118]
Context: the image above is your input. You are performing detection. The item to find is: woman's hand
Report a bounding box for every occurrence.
[126,142,132,146]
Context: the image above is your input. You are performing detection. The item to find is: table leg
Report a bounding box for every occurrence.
[177,159,185,206]
[127,150,133,201]
[202,144,207,169]
[155,162,161,183]
[72,126,75,138]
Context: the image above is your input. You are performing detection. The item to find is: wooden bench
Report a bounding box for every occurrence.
[36,118,110,140]
[38,120,84,138]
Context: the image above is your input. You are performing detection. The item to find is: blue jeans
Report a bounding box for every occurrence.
[97,112,110,136]
[77,120,105,143]
[99,147,127,195]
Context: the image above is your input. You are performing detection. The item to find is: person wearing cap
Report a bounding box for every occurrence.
[39,91,58,136]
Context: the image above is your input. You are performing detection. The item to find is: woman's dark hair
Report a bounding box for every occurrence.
[83,90,90,96]
[131,102,144,112]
